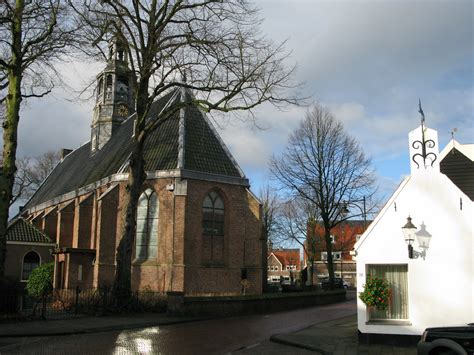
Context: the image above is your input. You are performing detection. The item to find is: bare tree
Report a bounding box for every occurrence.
[270,104,377,289]
[6,151,61,206]
[72,0,300,302]
[275,198,318,287]
[258,183,279,290]
[0,1,75,278]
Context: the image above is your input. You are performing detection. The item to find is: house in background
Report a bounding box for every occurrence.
[5,218,54,284]
[353,120,473,344]
[305,221,370,287]
[20,37,263,296]
[267,248,300,285]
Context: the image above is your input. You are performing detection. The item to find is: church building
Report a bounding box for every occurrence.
[21,38,264,296]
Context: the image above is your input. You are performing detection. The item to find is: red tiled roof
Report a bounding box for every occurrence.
[269,249,300,269]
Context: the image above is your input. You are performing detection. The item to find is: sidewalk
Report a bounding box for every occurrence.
[0,313,204,338]
[271,315,417,355]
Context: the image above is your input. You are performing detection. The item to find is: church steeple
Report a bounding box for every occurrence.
[91,35,135,152]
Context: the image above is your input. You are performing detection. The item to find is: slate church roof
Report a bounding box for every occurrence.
[24,89,246,211]
[6,218,53,244]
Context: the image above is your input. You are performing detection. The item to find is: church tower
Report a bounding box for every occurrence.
[91,36,135,152]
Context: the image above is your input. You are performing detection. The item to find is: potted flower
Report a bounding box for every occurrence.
[359,276,391,310]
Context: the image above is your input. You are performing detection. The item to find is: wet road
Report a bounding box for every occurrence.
[1,293,356,355]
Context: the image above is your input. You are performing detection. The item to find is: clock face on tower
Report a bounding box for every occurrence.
[117,103,129,117]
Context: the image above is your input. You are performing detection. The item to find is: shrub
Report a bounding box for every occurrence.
[26,262,54,298]
[359,276,391,310]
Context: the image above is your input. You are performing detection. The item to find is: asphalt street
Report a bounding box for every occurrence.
[0,292,357,355]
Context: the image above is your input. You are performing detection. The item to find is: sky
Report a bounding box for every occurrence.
[12,0,474,209]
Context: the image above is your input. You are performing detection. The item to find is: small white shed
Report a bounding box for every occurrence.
[353,123,473,344]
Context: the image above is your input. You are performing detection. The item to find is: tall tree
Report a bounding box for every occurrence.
[73,0,299,302]
[275,198,318,287]
[0,0,74,278]
[258,183,278,291]
[270,104,376,289]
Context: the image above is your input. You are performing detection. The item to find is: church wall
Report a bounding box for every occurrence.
[130,178,181,293]
[57,201,74,248]
[76,195,94,249]
[43,209,57,242]
[182,180,262,296]
[94,185,119,288]
[24,175,262,297]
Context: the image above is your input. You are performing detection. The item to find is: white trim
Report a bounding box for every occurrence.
[354,176,411,252]
[267,252,283,268]
[24,167,250,214]
[199,109,246,179]
[97,183,119,201]
[177,88,186,169]
[439,139,474,162]
[7,241,55,246]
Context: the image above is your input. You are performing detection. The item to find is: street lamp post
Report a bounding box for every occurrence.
[342,196,367,228]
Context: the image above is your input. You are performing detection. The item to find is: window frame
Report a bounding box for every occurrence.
[135,188,159,260]
[366,264,409,322]
[21,251,41,282]
[202,191,225,236]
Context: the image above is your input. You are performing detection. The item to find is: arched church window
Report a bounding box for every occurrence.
[22,251,40,281]
[202,191,224,235]
[135,189,159,259]
[118,49,124,61]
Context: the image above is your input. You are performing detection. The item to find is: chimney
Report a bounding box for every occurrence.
[60,149,72,160]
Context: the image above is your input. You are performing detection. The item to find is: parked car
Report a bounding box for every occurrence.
[417,324,474,355]
[321,277,349,290]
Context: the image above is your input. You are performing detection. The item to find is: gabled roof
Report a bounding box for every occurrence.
[6,218,53,244]
[353,177,410,252]
[270,249,300,267]
[439,140,474,162]
[24,89,246,211]
[439,140,474,201]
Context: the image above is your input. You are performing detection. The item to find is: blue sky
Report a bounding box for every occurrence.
[12,0,474,207]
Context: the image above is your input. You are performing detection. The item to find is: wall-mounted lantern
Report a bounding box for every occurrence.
[401,216,432,259]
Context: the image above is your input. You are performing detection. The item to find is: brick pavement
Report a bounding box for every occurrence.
[270,315,417,355]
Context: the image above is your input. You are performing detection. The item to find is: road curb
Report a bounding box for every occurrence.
[0,317,210,338]
[270,334,327,354]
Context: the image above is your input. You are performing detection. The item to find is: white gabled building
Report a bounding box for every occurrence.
[353,121,473,344]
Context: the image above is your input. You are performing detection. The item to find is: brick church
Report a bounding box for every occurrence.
[21,38,264,296]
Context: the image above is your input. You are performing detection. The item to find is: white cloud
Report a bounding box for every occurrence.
[4,0,471,205]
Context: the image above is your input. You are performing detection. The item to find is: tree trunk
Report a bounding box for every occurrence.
[112,77,149,305]
[111,141,145,304]
[324,227,335,290]
[261,226,268,292]
[307,256,314,288]
[0,0,23,278]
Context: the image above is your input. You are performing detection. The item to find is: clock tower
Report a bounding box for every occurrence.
[91,36,135,152]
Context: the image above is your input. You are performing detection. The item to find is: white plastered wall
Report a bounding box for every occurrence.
[355,169,473,336]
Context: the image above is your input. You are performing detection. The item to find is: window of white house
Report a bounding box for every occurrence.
[367,264,409,321]
[22,251,40,281]
[136,188,159,259]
